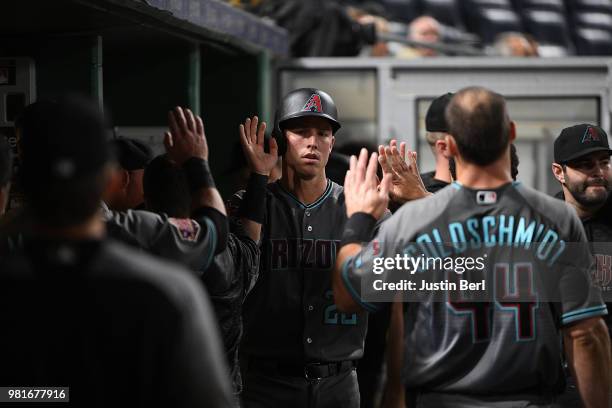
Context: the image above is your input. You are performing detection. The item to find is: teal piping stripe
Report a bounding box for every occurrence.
[562,305,608,319]
[278,179,332,209]
[307,181,333,209]
[562,308,608,325]
[202,217,217,271]
[451,181,462,190]
[341,257,379,313]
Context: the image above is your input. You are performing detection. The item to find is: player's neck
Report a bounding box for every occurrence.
[33,216,106,241]
[434,157,451,183]
[280,170,328,205]
[455,155,512,189]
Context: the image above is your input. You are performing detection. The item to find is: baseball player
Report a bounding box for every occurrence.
[103,136,153,211]
[421,92,453,193]
[237,88,374,408]
[552,124,612,314]
[0,96,234,407]
[102,106,229,272]
[0,136,11,216]
[142,153,260,399]
[333,87,611,407]
[551,124,612,405]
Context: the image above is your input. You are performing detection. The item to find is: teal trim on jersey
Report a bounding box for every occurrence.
[341,257,379,313]
[512,181,522,187]
[451,181,462,190]
[278,179,332,209]
[307,180,333,209]
[201,217,217,271]
[561,305,608,325]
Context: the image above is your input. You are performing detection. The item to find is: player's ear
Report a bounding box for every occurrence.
[434,138,448,156]
[551,163,565,184]
[329,135,335,152]
[509,121,517,142]
[445,134,458,157]
[120,169,130,191]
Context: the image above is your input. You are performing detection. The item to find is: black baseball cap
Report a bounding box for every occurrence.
[19,96,110,186]
[111,136,153,171]
[425,92,453,132]
[554,124,612,164]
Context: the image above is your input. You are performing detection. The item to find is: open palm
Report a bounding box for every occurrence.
[239,116,278,176]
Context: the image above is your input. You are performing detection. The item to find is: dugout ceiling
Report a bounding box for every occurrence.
[0,0,287,197]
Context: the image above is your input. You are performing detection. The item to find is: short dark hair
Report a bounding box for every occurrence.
[0,137,11,187]
[445,87,510,166]
[143,155,191,218]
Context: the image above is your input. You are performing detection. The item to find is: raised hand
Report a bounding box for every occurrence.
[164,106,208,164]
[378,139,431,204]
[344,149,391,219]
[239,116,278,176]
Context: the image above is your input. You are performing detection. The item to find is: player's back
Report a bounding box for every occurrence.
[384,182,605,395]
[0,238,233,407]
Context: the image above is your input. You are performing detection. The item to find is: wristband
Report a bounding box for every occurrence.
[182,157,215,192]
[239,173,268,224]
[340,212,377,247]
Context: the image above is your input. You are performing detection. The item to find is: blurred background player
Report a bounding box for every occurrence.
[143,152,260,401]
[333,87,611,408]
[421,92,453,193]
[0,96,234,407]
[102,106,229,273]
[104,136,153,211]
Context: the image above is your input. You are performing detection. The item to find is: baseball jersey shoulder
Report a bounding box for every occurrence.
[381,183,460,240]
[104,208,218,272]
[340,185,460,313]
[511,182,582,239]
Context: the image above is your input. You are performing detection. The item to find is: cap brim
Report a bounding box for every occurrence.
[560,147,612,163]
[279,111,341,133]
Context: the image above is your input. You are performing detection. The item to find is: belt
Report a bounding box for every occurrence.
[248,358,356,380]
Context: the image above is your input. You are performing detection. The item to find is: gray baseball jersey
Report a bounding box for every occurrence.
[101,203,218,272]
[241,179,369,363]
[342,182,607,395]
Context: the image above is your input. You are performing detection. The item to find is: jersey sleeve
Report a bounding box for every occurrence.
[202,233,260,301]
[557,213,608,326]
[341,217,398,313]
[103,208,219,272]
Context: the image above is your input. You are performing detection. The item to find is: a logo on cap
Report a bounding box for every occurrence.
[581,126,601,143]
[302,94,322,113]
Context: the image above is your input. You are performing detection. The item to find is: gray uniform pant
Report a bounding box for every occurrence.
[414,392,560,408]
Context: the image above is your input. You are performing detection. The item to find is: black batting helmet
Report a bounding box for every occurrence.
[273,88,341,155]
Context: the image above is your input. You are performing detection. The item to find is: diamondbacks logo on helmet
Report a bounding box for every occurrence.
[302,94,323,113]
[581,126,601,143]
